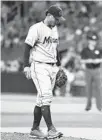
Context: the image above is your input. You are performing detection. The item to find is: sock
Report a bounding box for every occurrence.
[41,105,53,131]
[32,105,42,130]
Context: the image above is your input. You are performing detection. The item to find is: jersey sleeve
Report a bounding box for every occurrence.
[25,25,38,47]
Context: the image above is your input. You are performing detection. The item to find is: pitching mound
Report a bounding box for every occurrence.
[1,132,92,140]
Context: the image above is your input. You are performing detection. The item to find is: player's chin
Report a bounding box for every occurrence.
[51,24,56,27]
[56,22,61,26]
[55,21,61,26]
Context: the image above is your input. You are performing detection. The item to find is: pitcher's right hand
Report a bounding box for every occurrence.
[23,67,31,79]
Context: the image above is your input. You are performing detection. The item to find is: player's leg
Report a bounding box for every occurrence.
[85,69,93,111]
[44,65,63,138]
[34,63,62,138]
[31,63,62,138]
[94,68,102,111]
[31,105,42,130]
[41,105,62,138]
[41,105,54,131]
[29,107,45,138]
[30,63,46,138]
[30,62,56,137]
[33,65,55,131]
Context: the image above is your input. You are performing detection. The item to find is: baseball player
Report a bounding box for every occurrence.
[80,31,102,111]
[23,5,65,139]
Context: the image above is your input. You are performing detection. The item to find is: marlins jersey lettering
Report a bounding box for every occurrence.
[25,21,59,63]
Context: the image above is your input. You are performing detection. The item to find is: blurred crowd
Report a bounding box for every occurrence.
[0,59,23,73]
[1,1,102,74]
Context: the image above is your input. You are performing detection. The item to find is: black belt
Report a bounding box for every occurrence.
[35,61,56,66]
[46,63,56,66]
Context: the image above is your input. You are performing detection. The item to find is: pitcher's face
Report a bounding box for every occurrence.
[48,14,60,27]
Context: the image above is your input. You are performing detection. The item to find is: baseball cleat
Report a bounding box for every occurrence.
[29,129,46,139]
[47,127,63,139]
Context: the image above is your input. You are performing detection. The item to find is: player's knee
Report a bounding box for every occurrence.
[33,105,41,114]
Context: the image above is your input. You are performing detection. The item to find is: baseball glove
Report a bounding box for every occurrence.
[55,68,67,87]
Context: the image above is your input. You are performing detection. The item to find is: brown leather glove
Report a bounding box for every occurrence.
[55,69,67,87]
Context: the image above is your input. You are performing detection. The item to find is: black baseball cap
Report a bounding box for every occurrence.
[87,31,99,41]
[46,5,65,21]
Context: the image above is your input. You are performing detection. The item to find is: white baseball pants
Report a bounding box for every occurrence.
[30,62,59,107]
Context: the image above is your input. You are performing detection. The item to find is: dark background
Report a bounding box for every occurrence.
[1,1,102,95]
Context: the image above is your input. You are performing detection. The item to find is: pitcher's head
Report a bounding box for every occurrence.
[45,5,65,27]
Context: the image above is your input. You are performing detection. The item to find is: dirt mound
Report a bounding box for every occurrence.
[1,132,92,140]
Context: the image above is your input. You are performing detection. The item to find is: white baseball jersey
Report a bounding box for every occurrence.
[25,21,59,63]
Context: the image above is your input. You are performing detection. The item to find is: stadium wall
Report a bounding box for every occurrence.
[1,72,37,94]
[1,72,86,96]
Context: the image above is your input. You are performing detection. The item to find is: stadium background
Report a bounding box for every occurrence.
[1,1,102,96]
